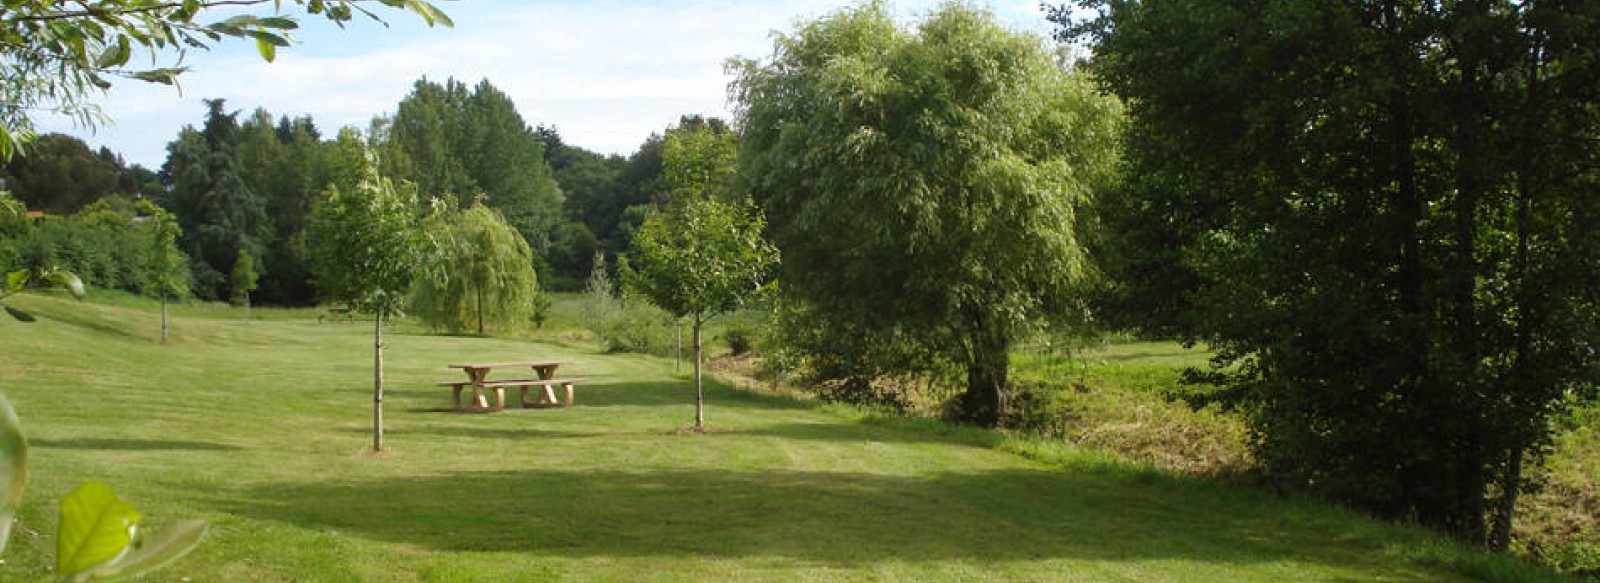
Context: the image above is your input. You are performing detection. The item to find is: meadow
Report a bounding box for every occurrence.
[0,291,1581,582]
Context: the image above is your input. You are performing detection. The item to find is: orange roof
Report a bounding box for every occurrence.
[25,211,43,218]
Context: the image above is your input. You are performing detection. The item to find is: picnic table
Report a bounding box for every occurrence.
[439,360,584,412]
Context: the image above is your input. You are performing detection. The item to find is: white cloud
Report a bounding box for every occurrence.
[32,0,1056,167]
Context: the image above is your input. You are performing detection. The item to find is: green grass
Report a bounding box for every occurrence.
[0,293,1578,582]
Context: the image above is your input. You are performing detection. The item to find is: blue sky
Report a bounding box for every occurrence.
[34,1,1060,168]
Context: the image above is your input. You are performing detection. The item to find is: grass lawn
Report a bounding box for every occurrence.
[0,293,1577,582]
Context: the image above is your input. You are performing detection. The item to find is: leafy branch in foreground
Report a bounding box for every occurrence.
[0,0,453,161]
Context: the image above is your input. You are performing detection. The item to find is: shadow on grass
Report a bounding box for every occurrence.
[31,438,242,451]
[369,426,605,440]
[221,466,1428,577]
[733,421,990,447]
[1095,350,1204,363]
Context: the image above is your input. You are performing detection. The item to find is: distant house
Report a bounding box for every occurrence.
[25,211,43,218]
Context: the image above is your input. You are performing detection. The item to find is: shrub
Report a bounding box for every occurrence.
[725,327,754,356]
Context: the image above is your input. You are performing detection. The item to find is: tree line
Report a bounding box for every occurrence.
[0,77,711,306]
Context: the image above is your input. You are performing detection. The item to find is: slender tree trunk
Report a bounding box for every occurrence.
[374,313,385,452]
[475,286,484,336]
[244,291,251,323]
[692,315,704,430]
[160,293,169,344]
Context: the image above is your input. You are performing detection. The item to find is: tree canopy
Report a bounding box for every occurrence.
[411,203,540,335]
[732,2,1122,426]
[0,0,451,161]
[1056,0,1600,547]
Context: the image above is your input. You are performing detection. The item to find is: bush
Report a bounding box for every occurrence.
[602,302,678,357]
[725,327,754,356]
[995,379,1072,438]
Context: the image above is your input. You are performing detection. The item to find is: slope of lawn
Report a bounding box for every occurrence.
[0,293,1576,582]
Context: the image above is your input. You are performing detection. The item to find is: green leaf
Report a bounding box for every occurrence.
[128,67,188,85]
[95,36,131,69]
[3,305,36,322]
[45,271,86,300]
[76,520,207,583]
[256,37,276,62]
[5,270,25,292]
[257,17,299,30]
[0,391,27,554]
[56,482,141,580]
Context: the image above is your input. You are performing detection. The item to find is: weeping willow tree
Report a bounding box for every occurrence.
[412,203,538,335]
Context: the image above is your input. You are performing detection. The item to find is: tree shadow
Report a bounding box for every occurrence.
[220,466,1433,578]
[30,438,242,451]
[359,426,604,441]
[731,421,988,447]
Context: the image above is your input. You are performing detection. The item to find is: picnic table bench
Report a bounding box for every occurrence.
[439,360,584,412]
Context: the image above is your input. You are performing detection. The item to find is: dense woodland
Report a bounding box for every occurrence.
[2,0,1598,577]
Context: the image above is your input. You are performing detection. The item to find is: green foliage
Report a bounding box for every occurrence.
[1058,0,1600,546]
[732,2,1122,426]
[160,100,269,301]
[308,145,419,319]
[628,195,776,324]
[661,122,737,201]
[0,0,451,161]
[228,248,257,307]
[139,200,189,302]
[236,110,329,306]
[0,134,121,214]
[724,328,753,357]
[380,78,563,252]
[410,203,539,335]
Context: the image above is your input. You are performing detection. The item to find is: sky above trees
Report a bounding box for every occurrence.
[32,0,1054,168]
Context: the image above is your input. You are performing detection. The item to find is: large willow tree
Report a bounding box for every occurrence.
[731,2,1122,426]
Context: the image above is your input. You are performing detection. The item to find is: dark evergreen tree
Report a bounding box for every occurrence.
[161,99,269,301]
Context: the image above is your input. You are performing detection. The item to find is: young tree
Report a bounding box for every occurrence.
[139,201,187,343]
[628,194,777,430]
[1057,0,1600,546]
[308,145,419,453]
[731,3,1122,426]
[411,204,538,335]
[229,247,258,320]
[0,0,451,161]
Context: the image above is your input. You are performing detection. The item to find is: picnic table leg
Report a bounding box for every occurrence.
[563,382,575,407]
[451,385,464,409]
[466,368,491,410]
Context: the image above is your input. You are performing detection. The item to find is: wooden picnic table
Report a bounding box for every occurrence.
[440,360,581,412]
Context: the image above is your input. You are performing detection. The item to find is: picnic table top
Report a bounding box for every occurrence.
[447,360,568,370]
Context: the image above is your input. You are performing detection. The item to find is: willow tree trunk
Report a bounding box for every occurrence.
[373,313,385,452]
[957,307,1010,427]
